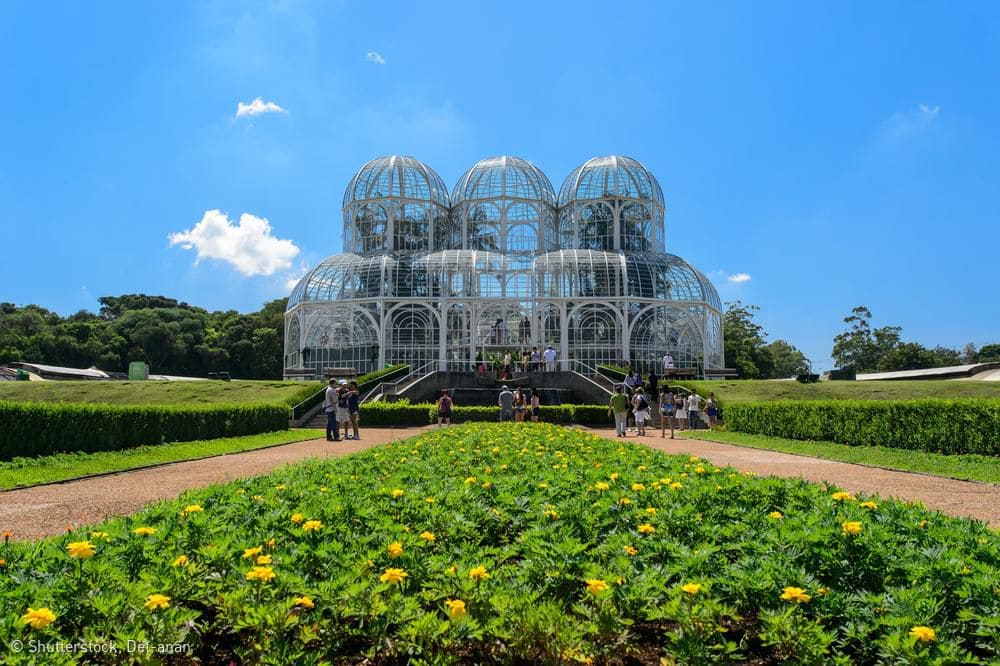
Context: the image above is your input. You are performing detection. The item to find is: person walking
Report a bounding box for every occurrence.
[335,380,352,440]
[632,387,650,436]
[659,387,674,439]
[323,379,340,442]
[543,345,557,371]
[347,381,361,440]
[498,385,514,422]
[675,393,687,431]
[687,391,703,430]
[529,388,540,422]
[647,369,658,397]
[706,392,718,428]
[437,389,454,426]
[513,388,527,422]
[609,385,629,437]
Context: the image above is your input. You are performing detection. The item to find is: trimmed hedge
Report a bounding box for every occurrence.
[291,365,408,419]
[356,401,615,426]
[724,398,1000,456]
[0,401,289,460]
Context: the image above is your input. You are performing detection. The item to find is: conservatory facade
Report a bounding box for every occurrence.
[285,155,723,378]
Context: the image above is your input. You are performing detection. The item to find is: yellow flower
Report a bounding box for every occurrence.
[609,473,620,481]
[133,527,156,536]
[670,482,683,490]
[172,555,189,567]
[918,519,929,528]
[294,596,314,609]
[638,523,656,535]
[909,626,936,642]
[302,520,323,532]
[694,466,706,474]
[89,531,109,540]
[538,482,549,489]
[419,531,436,542]
[469,565,490,581]
[842,521,863,536]
[446,565,458,575]
[623,545,638,556]
[831,491,855,502]
[425,497,436,503]
[275,484,286,491]
[619,497,632,505]
[144,594,171,610]
[768,511,783,519]
[290,513,304,524]
[21,607,56,629]
[256,554,272,565]
[645,507,657,516]
[585,578,610,595]
[631,483,645,491]
[464,476,477,485]
[780,587,811,603]
[817,587,829,596]
[681,583,702,595]
[391,488,405,498]
[242,546,263,559]
[181,504,203,516]
[860,501,878,510]
[319,487,328,493]
[659,477,672,485]
[379,567,407,584]
[544,509,559,520]
[445,598,467,619]
[266,537,276,548]
[66,540,96,559]
[689,456,700,463]
[246,566,275,582]
[387,542,404,558]
[482,481,493,489]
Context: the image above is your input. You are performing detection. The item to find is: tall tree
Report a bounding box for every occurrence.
[723,301,774,379]
[831,306,901,371]
[765,339,812,377]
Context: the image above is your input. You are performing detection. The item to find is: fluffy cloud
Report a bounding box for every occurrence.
[727,272,752,283]
[169,210,300,277]
[366,51,386,65]
[235,97,288,118]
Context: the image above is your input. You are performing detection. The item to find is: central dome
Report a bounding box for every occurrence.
[451,156,556,205]
[557,155,664,207]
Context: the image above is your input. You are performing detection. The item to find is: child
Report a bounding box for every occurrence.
[437,390,453,426]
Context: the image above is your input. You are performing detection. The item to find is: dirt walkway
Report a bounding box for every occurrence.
[0,428,430,541]
[583,429,999,528]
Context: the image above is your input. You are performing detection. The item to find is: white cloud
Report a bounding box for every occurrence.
[918,103,940,117]
[366,51,386,65]
[727,272,752,284]
[169,210,300,277]
[235,97,288,118]
[284,262,310,290]
[882,103,940,141]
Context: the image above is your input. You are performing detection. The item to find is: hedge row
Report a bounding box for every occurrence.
[0,401,289,460]
[357,401,614,426]
[290,365,409,419]
[724,398,1000,456]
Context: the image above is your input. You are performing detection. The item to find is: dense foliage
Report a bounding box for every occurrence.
[2,424,996,663]
[722,302,810,379]
[0,401,289,460]
[0,295,286,379]
[724,399,1000,456]
[831,306,994,372]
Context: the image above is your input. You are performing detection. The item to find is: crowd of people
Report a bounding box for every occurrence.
[478,345,559,380]
[322,378,362,442]
[609,382,717,439]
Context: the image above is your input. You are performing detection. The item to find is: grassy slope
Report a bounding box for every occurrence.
[0,379,321,406]
[682,430,1000,484]
[0,429,322,490]
[680,379,1000,403]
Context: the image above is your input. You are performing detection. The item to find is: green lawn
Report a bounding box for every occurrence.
[681,430,1000,484]
[680,379,1000,403]
[0,379,321,406]
[0,429,321,490]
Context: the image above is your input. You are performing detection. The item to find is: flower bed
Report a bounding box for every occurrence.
[1,423,997,663]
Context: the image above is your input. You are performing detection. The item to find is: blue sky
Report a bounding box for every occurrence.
[2,1,998,371]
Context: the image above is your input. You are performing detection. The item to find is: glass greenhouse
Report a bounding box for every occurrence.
[285,155,723,377]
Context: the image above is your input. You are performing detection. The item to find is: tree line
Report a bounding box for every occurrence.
[0,295,286,379]
[724,301,998,378]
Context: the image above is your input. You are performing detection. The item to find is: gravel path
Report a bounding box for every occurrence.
[3,424,996,541]
[0,427,430,541]
[587,429,999,528]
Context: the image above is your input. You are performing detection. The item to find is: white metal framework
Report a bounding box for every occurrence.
[286,155,723,377]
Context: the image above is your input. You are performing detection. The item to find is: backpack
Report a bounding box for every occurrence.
[638,396,648,411]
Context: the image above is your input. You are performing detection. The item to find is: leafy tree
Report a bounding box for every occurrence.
[765,339,812,377]
[979,343,1000,362]
[877,342,938,372]
[831,306,901,371]
[723,301,775,379]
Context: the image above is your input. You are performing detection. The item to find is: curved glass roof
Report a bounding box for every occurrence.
[558,155,665,208]
[343,155,449,208]
[451,156,557,206]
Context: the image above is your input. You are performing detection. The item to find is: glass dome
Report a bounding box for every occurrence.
[342,156,450,254]
[557,155,664,207]
[450,156,557,254]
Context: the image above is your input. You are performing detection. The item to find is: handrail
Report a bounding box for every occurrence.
[290,364,409,419]
[380,361,438,397]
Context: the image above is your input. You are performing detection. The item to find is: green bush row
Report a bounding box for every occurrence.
[290,365,409,419]
[356,401,614,426]
[0,401,289,460]
[724,398,1000,456]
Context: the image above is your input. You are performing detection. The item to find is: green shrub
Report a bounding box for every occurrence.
[573,404,612,424]
[0,401,289,460]
[725,399,1000,455]
[358,402,610,426]
[360,401,434,426]
[290,365,409,419]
